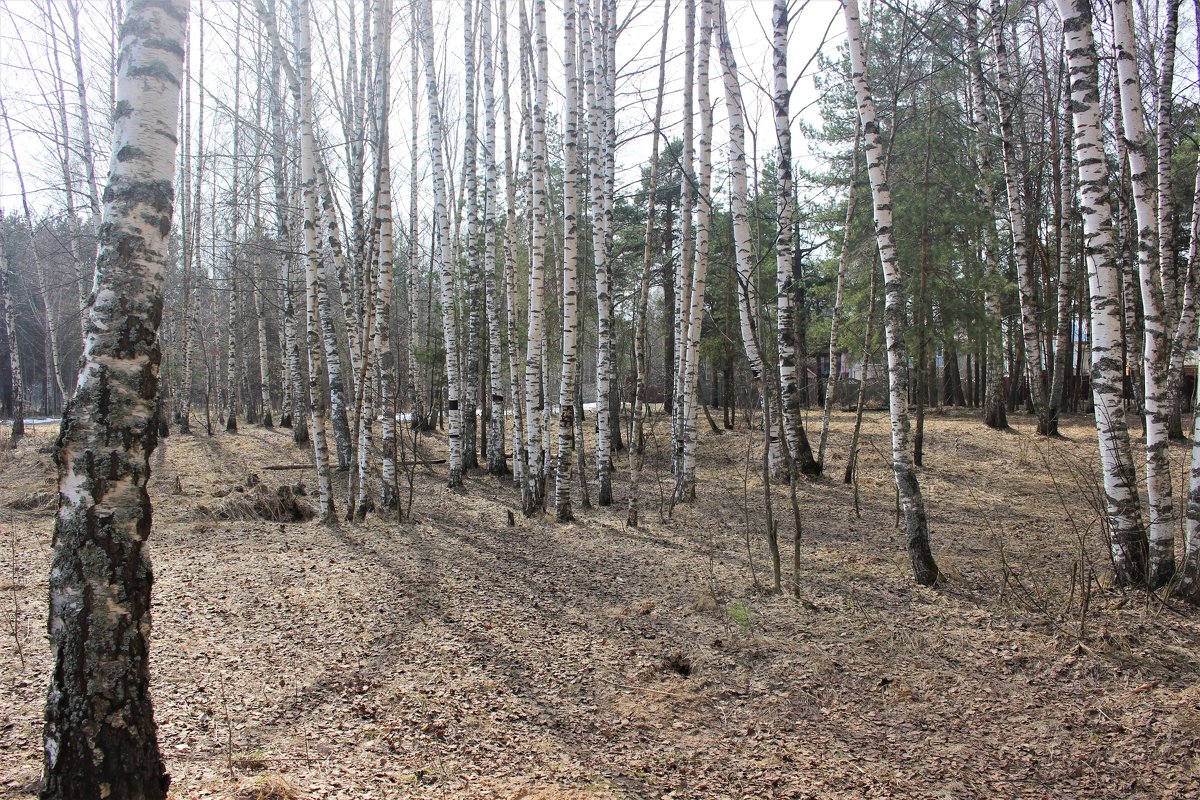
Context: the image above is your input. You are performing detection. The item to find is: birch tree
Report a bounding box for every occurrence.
[1055,0,1146,585]
[670,0,697,477]
[0,225,23,441]
[719,1,783,475]
[41,1,186,794]
[462,0,481,471]
[771,0,819,475]
[555,0,582,521]
[2,106,66,410]
[842,0,939,586]
[523,0,551,513]
[1113,0,1173,586]
[989,0,1051,434]
[500,0,527,489]
[480,0,506,477]
[818,119,859,466]
[419,0,465,487]
[581,0,614,504]
[372,0,398,511]
[966,1,1009,431]
[676,0,714,502]
[295,0,337,520]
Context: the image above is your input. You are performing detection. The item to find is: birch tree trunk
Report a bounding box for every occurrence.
[500,0,527,489]
[296,0,336,520]
[180,3,205,434]
[372,0,398,511]
[675,0,714,502]
[0,229,24,441]
[989,0,1051,434]
[670,0,697,476]
[312,164,353,470]
[224,2,245,433]
[41,2,186,795]
[555,0,581,522]
[250,60,272,429]
[462,0,481,471]
[842,0,939,586]
[967,1,1008,431]
[523,0,551,513]
[1056,0,1146,585]
[270,53,307,444]
[719,1,782,475]
[581,0,613,504]
[627,0,671,528]
[602,0,622,455]
[1156,0,1180,345]
[407,29,423,429]
[254,268,273,426]
[1113,0,1174,586]
[482,0,507,477]
[1049,126,1075,428]
[419,0,465,487]
[771,0,819,475]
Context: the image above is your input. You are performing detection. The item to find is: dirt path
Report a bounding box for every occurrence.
[2,411,1199,798]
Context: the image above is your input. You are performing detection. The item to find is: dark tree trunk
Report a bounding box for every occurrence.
[41,1,185,797]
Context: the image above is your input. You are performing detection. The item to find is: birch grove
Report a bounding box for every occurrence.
[12,21,1200,794]
[7,0,1200,792]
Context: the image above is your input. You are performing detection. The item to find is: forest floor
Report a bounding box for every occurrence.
[2,408,1200,799]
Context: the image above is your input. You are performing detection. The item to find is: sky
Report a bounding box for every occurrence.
[0,0,849,223]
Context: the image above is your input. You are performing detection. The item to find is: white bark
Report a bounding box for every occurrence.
[501,0,527,489]
[482,0,507,477]
[372,0,397,511]
[718,1,780,473]
[967,2,1009,430]
[771,0,818,475]
[523,0,551,512]
[990,0,1050,433]
[42,1,186,792]
[1113,0,1173,585]
[581,0,614,504]
[462,0,481,471]
[675,0,713,502]
[296,0,336,520]
[554,0,581,522]
[843,0,939,586]
[419,0,465,487]
[1056,0,1146,584]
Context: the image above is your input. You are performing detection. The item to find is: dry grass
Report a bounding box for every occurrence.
[237,776,297,800]
[1,410,1199,799]
[199,482,314,523]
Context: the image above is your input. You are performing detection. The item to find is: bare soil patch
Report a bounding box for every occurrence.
[2,410,1199,799]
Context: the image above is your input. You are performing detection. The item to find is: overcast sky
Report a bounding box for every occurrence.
[0,0,848,221]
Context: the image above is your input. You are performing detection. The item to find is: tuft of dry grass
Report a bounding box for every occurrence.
[7,490,55,511]
[239,775,297,800]
[200,482,314,523]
